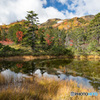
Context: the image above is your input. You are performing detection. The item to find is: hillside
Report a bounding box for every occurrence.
[0,15,94,32]
[0,13,100,56]
[39,15,94,31]
[0,20,25,31]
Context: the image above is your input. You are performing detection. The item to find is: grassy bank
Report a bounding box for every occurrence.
[0,45,72,57]
[0,74,99,100]
[0,43,100,61]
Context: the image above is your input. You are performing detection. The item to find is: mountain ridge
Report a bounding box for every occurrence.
[39,15,95,31]
[0,15,95,32]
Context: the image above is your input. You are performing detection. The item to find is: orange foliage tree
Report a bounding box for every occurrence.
[16,31,24,42]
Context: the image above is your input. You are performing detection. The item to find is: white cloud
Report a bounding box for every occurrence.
[0,0,100,25]
[44,7,66,19]
[58,0,100,18]
[0,0,66,25]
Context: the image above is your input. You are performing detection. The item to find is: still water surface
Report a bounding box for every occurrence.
[0,59,100,90]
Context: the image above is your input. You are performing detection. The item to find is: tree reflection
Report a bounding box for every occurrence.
[0,59,100,90]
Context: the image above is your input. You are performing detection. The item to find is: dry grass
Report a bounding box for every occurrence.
[0,74,6,85]
[0,75,99,100]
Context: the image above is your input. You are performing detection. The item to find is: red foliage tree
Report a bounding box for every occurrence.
[70,44,73,46]
[44,34,54,45]
[16,31,24,42]
[6,38,12,42]
[69,40,73,46]
[70,40,73,42]
[16,63,23,68]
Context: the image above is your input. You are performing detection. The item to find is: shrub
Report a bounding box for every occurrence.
[87,40,98,52]
[51,46,73,56]
[0,43,3,49]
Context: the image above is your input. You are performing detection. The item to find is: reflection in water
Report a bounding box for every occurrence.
[1,69,29,83]
[0,59,100,90]
[64,75,93,89]
[34,69,93,89]
[16,64,23,68]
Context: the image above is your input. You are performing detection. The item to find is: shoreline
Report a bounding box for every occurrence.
[0,55,100,61]
[0,75,99,100]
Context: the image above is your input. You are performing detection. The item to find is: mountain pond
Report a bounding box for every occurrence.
[0,58,100,91]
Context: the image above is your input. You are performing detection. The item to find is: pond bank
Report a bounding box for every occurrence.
[0,55,100,61]
[0,76,99,100]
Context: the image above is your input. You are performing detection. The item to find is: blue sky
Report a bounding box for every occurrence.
[43,0,68,11]
[43,0,76,12]
[0,0,100,25]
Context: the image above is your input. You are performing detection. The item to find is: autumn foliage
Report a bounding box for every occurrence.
[16,31,24,42]
[16,63,23,68]
[44,34,54,45]
[64,22,67,25]
[69,40,73,46]
[0,38,13,45]
[70,44,73,46]
[70,40,73,42]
